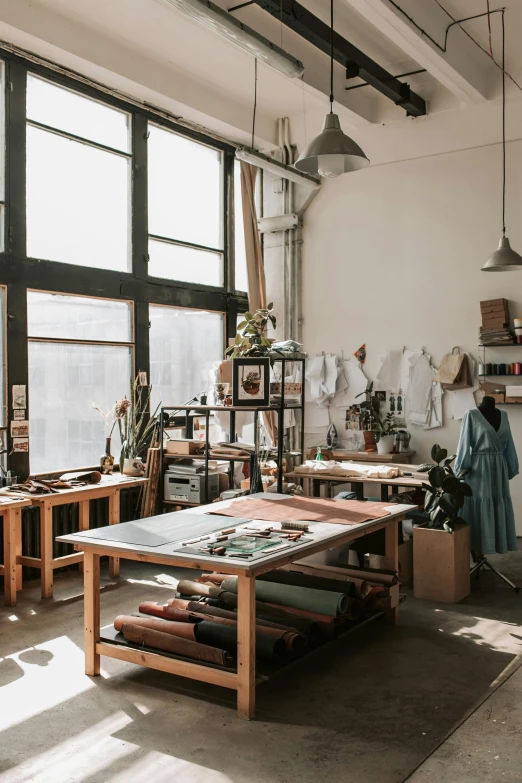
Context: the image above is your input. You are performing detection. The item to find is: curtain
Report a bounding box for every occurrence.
[239,160,276,446]
[240,161,266,313]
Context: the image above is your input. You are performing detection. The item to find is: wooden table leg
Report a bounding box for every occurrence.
[382,519,399,624]
[237,571,256,720]
[15,509,22,592]
[84,551,101,676]
[381,484,390,502]
[40,501,54,599]
[3,509,18,606]
[78,500,89,574]
[303,477,311,497]
[108,490,120,578]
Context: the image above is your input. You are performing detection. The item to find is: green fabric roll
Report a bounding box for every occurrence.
[221,577,348,616]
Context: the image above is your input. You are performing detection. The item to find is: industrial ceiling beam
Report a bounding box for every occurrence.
[250,0,426,116]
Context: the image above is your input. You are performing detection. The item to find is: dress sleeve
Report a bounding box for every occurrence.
[504,420,519,480]
[455,410,473,474]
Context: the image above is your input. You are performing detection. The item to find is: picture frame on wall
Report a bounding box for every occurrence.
[232,357,270,407]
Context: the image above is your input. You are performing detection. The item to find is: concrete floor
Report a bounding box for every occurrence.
[1,551,521,783]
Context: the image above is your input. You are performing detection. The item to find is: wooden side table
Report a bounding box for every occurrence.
[0,497,32,606]
[18,476,148,600]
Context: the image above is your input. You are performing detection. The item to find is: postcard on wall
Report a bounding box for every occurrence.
[13,437,29,453]
[12,385,27,409]
[138,371,148,386]
[13,409,26,420]
[11,420,29,437]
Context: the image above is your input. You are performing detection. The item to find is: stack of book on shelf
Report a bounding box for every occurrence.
[505,386,522,404]
[479,298,514,344]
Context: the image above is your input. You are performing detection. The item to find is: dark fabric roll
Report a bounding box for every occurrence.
[258,569,356,596]
[120,622,232,666]
[221,577,348,616]
[195,620,286,660]
[210,594,321,640]
[186,601,304,634]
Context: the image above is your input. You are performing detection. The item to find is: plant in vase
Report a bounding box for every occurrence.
[417,444,472,532]
[225,305,277,359]
[117,378,161,475]
[374,412,398,455]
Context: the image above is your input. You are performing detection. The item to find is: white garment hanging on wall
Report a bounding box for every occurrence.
[407,353,434,427]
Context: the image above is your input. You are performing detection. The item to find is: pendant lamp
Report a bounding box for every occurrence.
[482,11,522,271]
[294,0,369,178]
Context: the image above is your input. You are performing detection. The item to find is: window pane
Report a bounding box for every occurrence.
[27,74,130,152]
[234,161,248,292]
[26,126,131,271]
[28,342,132,473]
[148,239,223,286]
[27,292,133,342]
[0,287,6,426]
[148,124,223,250]
[149,306,224,412]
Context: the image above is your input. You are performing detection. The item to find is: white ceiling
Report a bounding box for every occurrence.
[0,0,520,152]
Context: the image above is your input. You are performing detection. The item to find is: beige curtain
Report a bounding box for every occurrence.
[240,161,266,313]
[239,160,276,445]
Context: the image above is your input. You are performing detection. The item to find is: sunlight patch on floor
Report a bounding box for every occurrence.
[452,616,522,653]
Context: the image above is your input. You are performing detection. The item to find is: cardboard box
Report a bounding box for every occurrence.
[398,537,413,588]
[165,439,203,455]
[480,298,508,309]
[505,397,522,404]
[413,524,470,603]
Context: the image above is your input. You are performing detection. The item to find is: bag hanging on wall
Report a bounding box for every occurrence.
[434,347,472,390]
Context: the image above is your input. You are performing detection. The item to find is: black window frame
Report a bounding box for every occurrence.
[0,51,248,478]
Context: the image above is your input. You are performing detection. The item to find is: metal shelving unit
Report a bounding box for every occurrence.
[160,353,306,505]
[478,342,522,404]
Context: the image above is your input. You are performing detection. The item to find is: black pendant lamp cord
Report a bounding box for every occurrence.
[252,57,257,149]
[329,0,334,113]
[502,8,506,236]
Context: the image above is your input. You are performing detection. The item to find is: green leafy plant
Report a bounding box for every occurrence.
[417,444,472,532]
[117,377,161,470]
[225,305,276,359]
[374,412,397,443]
[355,383,397,438]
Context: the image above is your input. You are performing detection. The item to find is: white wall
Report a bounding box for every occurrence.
[302,138,522,533]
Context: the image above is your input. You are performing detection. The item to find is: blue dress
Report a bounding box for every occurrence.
[455,408,519,554]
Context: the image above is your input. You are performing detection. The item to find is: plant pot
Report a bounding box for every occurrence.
[376,434,395,454]
[122,457,145,477]
[413,523,470,603]
[363,431,377,452]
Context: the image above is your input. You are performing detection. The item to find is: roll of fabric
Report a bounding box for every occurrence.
[177,580,223,598]
[195,620,286,660]
[167,598,191,610]
[336,598,362,621]
[185,603,306,654]
[265,603,340,625]
[221,577,348,616]
[210,595,321,640]
[289,563,371,597]
[258,569,356,597]
[138,602,192,623]
[114,615,196,640]
[120,622,232,667]
[186,601,301,633]
[197,573,231,585]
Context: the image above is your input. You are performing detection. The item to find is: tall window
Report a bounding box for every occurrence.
[26,75,132,271]
[27,292,133,473]
[149,305,224,412]
[147,124,224,286]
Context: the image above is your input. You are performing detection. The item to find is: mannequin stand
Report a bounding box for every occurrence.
[470,554,520,593]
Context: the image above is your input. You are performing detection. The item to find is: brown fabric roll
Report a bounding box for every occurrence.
[265,602,340,625]
[214,593,321,638]
[177,580,223,598]
[186,601,303,635]
[335,566,398,586]
[138,602,192,623]
[197,573,231,585]
[167,598,191,610]
[114,615,196,640]
[120,622,232,667]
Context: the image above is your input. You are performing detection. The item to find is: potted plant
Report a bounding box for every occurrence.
[413,444,472,603]
[225,305,276,359]
[117,378,161,475]
[374,412,398,455]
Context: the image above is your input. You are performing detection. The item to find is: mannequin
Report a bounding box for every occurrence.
[477,395,501,432]
[455,400,519,591]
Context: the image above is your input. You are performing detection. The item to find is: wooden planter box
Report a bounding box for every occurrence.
[413,524,470,603]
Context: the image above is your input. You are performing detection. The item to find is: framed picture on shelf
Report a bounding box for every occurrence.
[232,357,270,407]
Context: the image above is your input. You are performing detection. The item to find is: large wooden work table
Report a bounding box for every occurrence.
[6,474,148,603]
[0,496,33,606]
[59,493,413,720]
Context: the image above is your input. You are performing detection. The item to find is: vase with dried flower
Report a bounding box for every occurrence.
[90,399,132,475]
[117,378,161,475]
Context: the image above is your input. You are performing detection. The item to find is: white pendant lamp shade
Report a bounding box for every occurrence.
[294,0,369,179]
[294,113,369,177]
[482,10,522,271]
[482,235,522,272]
